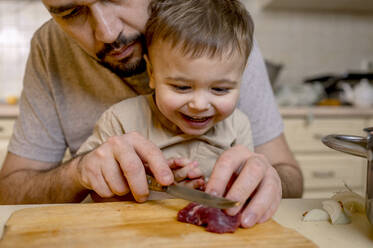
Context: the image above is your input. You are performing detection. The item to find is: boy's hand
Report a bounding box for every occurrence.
[205,145,282,228]
[167,157,205,189]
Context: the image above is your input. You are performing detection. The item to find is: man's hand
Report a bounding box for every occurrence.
[76,132,174,202]
[205,145,282,228]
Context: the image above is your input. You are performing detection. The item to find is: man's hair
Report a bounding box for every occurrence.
[146,0,254,65]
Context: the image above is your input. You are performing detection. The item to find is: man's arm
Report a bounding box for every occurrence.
[0,152,88,204]
[0,132,175,204]
[255,134,303,198]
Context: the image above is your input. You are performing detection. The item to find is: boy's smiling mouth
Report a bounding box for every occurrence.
[180,113,213,129]
[183,115,211,122]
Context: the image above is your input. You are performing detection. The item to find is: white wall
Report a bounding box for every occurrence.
[243,0,373,85]
[0,1,50,100]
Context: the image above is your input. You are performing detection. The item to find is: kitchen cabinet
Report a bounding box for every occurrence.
[0,119,15,168]
[281,107,372,198]
[0,104,18,169]
[263,0,373,13]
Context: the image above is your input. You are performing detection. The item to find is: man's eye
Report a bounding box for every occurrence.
[61,7,84,20]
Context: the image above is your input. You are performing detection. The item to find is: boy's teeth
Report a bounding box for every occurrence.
[186,115,209,122]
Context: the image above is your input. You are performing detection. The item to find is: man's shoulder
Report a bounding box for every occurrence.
[32,19,66,44]
[31,19,81,56]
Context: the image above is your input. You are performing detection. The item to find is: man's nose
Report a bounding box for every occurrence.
[188,92,211,111]
[90,3,121,44]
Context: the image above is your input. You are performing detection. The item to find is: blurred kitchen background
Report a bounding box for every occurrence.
[0,0,373,198]
[0,0,49,102]
[243,0,373,107]
[0,0,373,106]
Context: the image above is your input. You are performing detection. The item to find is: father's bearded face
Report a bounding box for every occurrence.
[96,32,147,78]
[42,0,150,77]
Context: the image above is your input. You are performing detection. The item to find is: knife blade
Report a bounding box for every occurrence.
[146,175,239,209]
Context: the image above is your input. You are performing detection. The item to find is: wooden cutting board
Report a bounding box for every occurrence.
[0,199,317,248]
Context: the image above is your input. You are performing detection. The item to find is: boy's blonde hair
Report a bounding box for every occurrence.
[146,0,254,66]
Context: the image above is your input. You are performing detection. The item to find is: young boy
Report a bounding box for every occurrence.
[78,0,254,197]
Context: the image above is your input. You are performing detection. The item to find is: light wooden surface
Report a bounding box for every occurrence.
[0,199,372,247]
[0,199,316,248]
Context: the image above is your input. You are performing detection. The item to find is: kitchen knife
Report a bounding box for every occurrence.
[147,175,239,209]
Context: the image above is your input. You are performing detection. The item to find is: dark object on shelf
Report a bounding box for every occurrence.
[265,60,283,87]
[304,72,373,96]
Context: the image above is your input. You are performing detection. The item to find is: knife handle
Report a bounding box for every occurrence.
[146,175,168,192]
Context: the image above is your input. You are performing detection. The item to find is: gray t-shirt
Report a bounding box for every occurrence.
[8,19,283,163]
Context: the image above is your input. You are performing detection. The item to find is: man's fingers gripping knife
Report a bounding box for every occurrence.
[109,135,151,202]
[101,159,129,196]
[125,132,174,186]
[77,144,132,197]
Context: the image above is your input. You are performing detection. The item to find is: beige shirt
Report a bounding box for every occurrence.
[78,95,253,178]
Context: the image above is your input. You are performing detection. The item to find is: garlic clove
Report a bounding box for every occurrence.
[302,208,330,222]
[331,190,365,215]
[322,199,351,224]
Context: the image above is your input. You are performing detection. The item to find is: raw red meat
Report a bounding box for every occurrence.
[177,202,241,233]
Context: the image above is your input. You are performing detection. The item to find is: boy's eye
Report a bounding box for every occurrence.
[172,85,191,91]
[211,87,230,94]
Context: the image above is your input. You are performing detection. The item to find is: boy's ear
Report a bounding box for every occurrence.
[144,54,155,89]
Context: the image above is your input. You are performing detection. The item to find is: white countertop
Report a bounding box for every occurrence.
[0,104,19,118]
[280,106,373,118]
[0,199,372,247]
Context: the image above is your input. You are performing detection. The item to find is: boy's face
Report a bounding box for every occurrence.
[147,41,246,136]
[42,0,150,77]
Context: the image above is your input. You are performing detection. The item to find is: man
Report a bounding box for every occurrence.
[0,0,303,228]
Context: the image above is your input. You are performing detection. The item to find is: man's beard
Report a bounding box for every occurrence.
[96,33,147,78]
